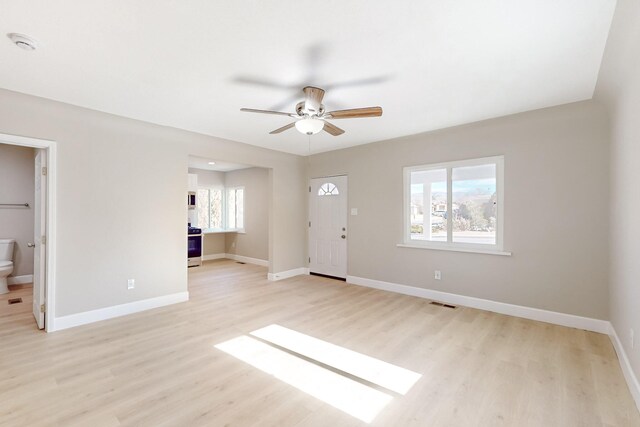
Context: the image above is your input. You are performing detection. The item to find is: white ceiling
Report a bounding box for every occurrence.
[188,156,253,172]
[0,0,616,155]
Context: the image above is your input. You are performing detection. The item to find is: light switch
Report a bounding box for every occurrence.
[351,208,358,216]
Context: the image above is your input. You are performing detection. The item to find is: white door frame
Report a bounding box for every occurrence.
[0,133,57,332]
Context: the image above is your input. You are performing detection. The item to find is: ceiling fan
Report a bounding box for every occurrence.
[240,86,382,136]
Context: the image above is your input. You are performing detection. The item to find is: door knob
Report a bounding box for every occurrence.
[27,242,35,248]
[341,235,346,239]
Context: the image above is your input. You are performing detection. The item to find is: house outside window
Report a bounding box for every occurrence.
[403,156,504,251]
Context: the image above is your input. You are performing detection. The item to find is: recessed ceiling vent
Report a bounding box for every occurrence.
[7,33,38,51]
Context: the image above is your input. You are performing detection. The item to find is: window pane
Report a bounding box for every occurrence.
[227,189,236,229]
[197,189,210,229]
[236,189,244,229]
[318,182,339,196]
[210,189,223,229]
[410,169,447,241]
[452,164,497,245]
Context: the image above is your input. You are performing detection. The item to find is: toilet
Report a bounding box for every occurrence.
[0,239,15,295]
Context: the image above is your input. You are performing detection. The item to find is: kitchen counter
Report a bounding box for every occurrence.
[202,228,245,234]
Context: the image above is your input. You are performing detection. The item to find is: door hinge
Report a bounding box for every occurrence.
[40,303,45,313]
[42,166,47,176]
[309,257,311,263]
[41,235,46,245]
[309,186,311,192]
[309,221,311,227]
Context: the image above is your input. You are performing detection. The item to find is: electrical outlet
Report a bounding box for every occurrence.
[127,279,135,290]
[631,329,635,349]
[434,270,441,280]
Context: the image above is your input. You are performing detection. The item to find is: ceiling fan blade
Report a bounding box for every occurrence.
[233,76,299,90]
[323,121,345,136]
[240,108,296,117]
[324,75,391,91]
[269,122,296,134]
[326,107,383,119]
[303,86,325,113]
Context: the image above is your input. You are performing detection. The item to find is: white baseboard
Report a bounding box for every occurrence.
[225,253,269,267]
[202,253,268,267]
[8,274,33,285]
[52,291,189,332]
[202,253,226,261]
[268,267,309,282]
[348,273,640,412]
[346,275,610,334]
[609,324,640,410]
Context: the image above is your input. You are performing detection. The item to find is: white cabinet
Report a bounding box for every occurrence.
[188,173,198,192]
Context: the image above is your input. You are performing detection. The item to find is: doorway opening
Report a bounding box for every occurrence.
[186,155,271,276]
[0,133,56,332]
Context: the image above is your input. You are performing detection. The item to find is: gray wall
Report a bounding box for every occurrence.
[0,143,35,277]
[203,233,225,255]
[594,0,640,386]
[0,88,307,318]
[189,168,224,188]
[310,100,609,320]
[224,167,269,261]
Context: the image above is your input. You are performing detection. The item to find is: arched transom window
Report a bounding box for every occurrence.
[318,182,339,196]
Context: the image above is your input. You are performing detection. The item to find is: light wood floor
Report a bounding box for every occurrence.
[1,260,638,426]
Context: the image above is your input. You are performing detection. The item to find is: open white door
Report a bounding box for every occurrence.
[33,149,46,329]
[309,176,348,279]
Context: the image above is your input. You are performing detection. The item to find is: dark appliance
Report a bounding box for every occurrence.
[188,192,196,208]
[188,226,202,267]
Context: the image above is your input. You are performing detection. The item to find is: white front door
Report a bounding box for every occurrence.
[309,176,348,279]
[33,149,46,329]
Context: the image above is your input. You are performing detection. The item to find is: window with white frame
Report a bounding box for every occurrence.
[404,156,503,250]
[318,182,339,196]
[197,186,244,230]
[197,188,223,229]
[227,187,244,229]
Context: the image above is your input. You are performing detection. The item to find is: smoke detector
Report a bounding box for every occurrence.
[7,33,38,51]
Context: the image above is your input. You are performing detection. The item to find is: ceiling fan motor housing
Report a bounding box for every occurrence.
[296,101,325,117]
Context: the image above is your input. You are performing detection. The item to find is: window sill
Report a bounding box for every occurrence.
[396,243,511,256]
[203,228,246,235]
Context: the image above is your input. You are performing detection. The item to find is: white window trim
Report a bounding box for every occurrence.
[198,185,245,232]
[226,186,245,232]
[402,155,506,254]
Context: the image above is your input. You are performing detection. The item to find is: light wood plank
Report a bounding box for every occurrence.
[0,260,637,426]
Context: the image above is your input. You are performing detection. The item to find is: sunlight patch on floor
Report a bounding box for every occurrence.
[250,324,422,395]
[215,335,393,423]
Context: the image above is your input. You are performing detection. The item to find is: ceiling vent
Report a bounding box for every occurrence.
[7,33,38,51]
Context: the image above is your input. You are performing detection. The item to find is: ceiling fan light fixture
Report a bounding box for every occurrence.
[295,118,324,135]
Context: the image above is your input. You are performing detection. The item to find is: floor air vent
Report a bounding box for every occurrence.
[8,298,23,305]
[430,301,457,309]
